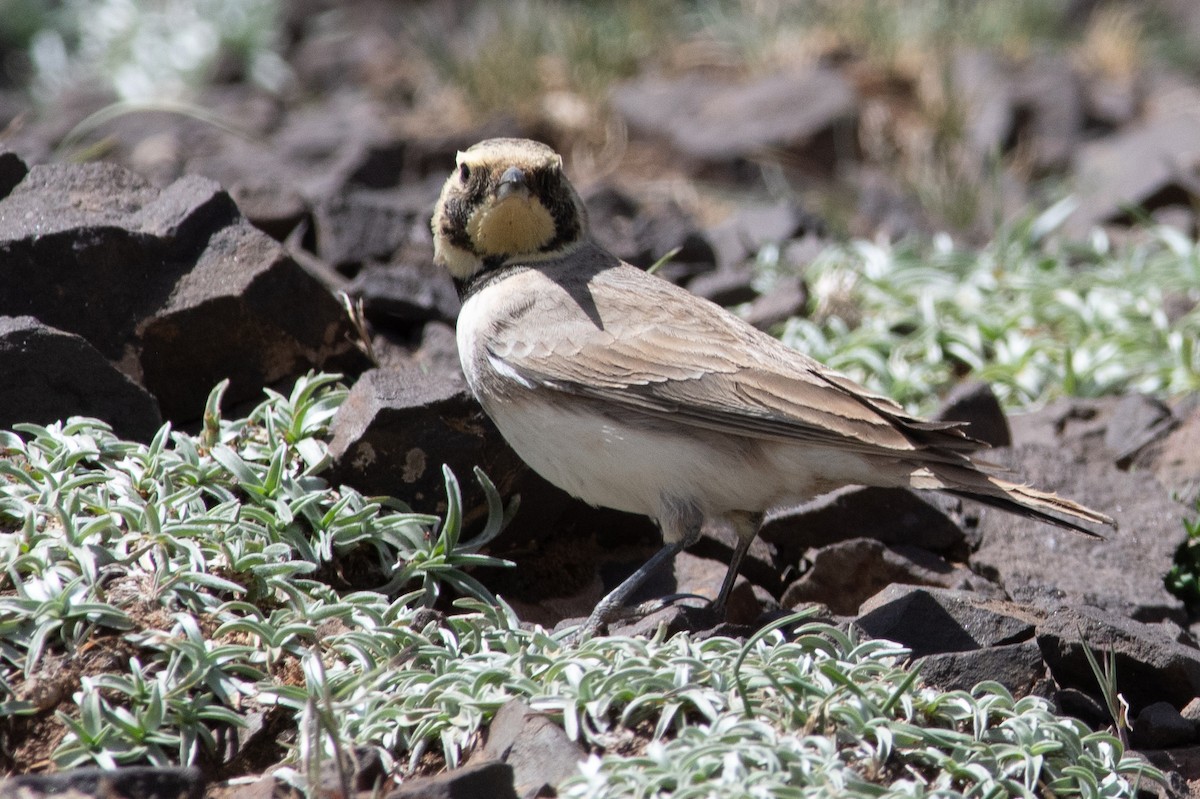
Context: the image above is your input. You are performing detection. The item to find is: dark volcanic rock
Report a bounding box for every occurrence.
[136,221,365,420]
[760,486,968,567]
[918,641,1047,696]
[0,150,27,200]
[695,521,781,596]
[1012,53,1085,173]
[0,766,204,799]
[0,161,364,422]
[1142,401,1200,505]
[346,257,461,327]
[782,538,1001,616]
[313,181,439,269]
[478,699,586,796]
[741,275,808,331]
[705,202,816,271]
[0,164,234,359]
[935,381,1011,448]
[586,188,716,280]
[970,441,1187,622]
[1102,393,1176,467]
[612,67,856,163]
[686,266,759,307]
[855,585,1040,657]
[1066,89,1200,236]
[1133,701,1197,750]
[386,761,517,799]
[0,316,161,441]
[326,366,528,515]
[949,50,1014,166]
[1036,604,1200,713]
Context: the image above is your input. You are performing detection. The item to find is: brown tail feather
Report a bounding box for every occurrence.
[911,464,1113,538]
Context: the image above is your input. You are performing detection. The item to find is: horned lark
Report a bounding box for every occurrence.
[432,138,1112,636]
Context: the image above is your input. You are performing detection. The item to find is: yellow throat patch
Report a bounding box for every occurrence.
[468,195,556,258]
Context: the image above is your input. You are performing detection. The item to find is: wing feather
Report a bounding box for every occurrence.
[485,257,981,459]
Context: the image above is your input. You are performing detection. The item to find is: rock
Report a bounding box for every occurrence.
[492,505,661,627]
[686,266,759,307]
[759,486,968,567]
[784,539,1001,616]
[612,67,856,163]
[1135,748,1200,798]
[326,366,528,516]
[1150,204,1196,237]
[1133,701,1197,750]
[0,767,204,799]
[855,585,1040,657]
[1182,697,1200,724]
[668,549,761,626]
[695,522,781,595]
[1157,0,1200,42]
[851,167,928,240]
[346,257,461,327]
[411,320,463,377]
[935,381,1011,448]
[386,761,517,799]
[229,178,309,242]
[1036,604,1200,713]
[948,51,1015,165]
[586,189,715,279]
[313,181,439,269]
[1102,393,1176,467]
[600,602,719,640]
[136,220,366,420]
[741,275,808,331]
[479,699,586,797]
[1082,72,1143,128]
[918,641,1047,696]
[1011,53,1085,173]
[325,365,662,606]
[705,202,816,271]
[1008,396,1112,460]
[0,316,162,441]
[1136,402,1200,505]
[0,161,364,422]
[0,163,231,359]
[970,442,1188,622]
[0,150,27,199]
[1053,686,1111,729]
[1066,89,1200,235]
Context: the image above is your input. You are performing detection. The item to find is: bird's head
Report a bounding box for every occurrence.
[431,138,588,282]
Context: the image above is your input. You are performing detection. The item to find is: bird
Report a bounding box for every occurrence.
[431,137,1113,636]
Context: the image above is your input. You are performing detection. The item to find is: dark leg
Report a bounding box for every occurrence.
[710,511,764,620]
[577,505,704,638]
[578,539,686,638]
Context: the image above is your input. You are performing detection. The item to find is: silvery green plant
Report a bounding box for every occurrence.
[766,204,1200,412]
[29,0,288,101]
[0,369,1168,796]
[0,373,511,768]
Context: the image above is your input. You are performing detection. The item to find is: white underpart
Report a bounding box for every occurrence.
[478,395,882,543]
[457,291,887,543]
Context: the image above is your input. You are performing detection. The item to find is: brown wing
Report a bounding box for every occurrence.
[486,254,980,460]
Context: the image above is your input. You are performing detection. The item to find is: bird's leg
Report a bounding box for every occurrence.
[578,539,686,637]
[710,511,764,620]
[578,507,704,638]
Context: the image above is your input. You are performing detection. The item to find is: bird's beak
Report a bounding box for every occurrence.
[496,166,530,201]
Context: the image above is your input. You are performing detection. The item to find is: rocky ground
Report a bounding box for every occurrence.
[3,1,1200,796]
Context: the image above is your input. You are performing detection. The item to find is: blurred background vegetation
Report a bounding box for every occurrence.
[3,0,1199,234]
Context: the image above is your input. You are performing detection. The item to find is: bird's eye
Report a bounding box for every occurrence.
[459,163,471,182]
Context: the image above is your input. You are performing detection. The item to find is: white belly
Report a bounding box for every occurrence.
[481,393,880,536]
